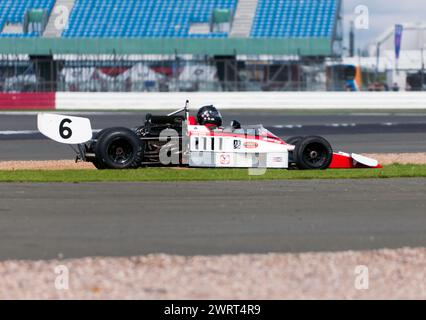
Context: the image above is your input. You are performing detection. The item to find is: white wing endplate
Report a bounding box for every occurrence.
[352,153,379,167]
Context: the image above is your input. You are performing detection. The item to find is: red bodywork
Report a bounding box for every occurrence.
[330,153,383,169]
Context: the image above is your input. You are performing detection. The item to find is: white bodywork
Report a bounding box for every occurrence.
[188,125,291,168]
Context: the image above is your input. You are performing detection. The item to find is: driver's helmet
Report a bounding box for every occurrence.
[197,105,223,127]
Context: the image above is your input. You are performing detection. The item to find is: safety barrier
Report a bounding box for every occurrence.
[0,93,55,110]
[56,92,426,110]
[0,92,425,110]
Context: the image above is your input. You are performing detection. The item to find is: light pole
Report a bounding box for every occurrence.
[375,41,381,82]
[421,47,425,91]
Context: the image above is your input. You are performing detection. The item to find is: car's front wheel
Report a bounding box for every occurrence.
[94,128,143,169]
[293,136,333,170]
[286,136,303,146]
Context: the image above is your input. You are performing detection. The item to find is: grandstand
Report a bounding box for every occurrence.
[0,0,55,37]
[0,0,342,48]
[0,0,340,40]
[0,0,343,92]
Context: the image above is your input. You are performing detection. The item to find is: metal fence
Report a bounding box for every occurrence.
[0,54,354,93]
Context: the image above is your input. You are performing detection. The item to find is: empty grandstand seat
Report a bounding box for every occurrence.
[1,0,339,39]
[251,0,338,38]
[62,0,238,38]
[0,0,55,37]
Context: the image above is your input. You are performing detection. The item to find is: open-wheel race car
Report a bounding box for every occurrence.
[37,101,382,170]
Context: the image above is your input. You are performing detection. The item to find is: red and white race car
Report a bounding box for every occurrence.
[38,102,381,170]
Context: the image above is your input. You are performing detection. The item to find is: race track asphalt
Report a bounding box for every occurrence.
[0,111,425,160]
[0,179,425,261]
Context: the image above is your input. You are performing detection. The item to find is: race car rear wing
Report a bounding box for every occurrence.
[37,113,93,145]
[168,100,190,120]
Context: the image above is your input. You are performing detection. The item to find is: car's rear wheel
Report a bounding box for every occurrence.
[92,159,107,170]
[293,136,333,170]
[90,129,113,169]
[95,128,143,169]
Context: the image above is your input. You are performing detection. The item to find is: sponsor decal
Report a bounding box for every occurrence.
[219,154,231,165]
[233,140,241,149]
[243,142,259,149]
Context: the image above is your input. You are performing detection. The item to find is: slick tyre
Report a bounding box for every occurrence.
[95,128,143,169]
[286,136,304,146]
[294,136,333,170]
[91,128,116,170]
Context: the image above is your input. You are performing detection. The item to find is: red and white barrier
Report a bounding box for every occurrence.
[1,92,426,111]
[0,93,55,110]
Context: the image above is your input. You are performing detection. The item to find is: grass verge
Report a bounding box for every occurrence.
[0,164,425,183]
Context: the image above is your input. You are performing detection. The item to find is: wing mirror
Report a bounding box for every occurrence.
[231,120,241,130]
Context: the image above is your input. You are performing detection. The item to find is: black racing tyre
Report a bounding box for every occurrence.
[92,158,107,170]
[95,127,143,169]
[286,136,304,146]
[90,128,116,170]
[293,136,333,170]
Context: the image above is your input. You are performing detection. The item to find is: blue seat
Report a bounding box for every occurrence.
[0,0,55,37]
[62,0,238,38]
[251,0,338,38]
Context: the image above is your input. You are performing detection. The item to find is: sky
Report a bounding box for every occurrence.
[343,0,425,49]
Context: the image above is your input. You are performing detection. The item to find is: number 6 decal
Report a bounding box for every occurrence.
[59,118,73,139]
[38,113,93,144]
